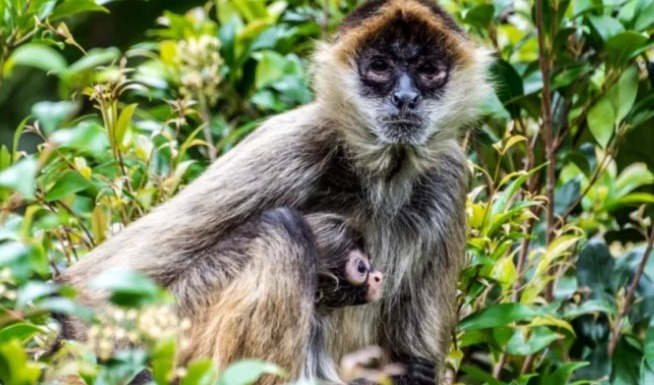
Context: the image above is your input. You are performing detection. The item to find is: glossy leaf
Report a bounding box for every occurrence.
[0,157,38,199]
[89,268,163,308]
[44,170,91,201]
[0,340,41,385]
[459,304,542,331]
[217,360,285,385]
[49,0,108,21]
[0,324,44,344]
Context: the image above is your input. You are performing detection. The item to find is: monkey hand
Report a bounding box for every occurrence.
[391,356,436,385]
[341,346,404,385]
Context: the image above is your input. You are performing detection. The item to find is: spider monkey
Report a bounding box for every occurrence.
[58,1,492,383]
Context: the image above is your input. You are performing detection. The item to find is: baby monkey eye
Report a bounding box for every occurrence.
[356,259,367,274]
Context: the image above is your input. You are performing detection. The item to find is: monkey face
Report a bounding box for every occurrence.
[355,20,453,145]
[344,249,384,303]
[317,248,384,310]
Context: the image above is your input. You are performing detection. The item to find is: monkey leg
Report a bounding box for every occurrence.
[178,208,319,385]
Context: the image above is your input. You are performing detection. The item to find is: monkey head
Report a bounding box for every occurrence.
[344,248,384,306]
[304,213,384,310]
[323,245,383,308]
[313,0,492,147]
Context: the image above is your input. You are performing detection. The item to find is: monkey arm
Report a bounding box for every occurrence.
[58,105,327,306]
[175,208,320,382]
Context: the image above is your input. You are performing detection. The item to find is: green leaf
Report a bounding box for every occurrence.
[254,51,287,89]
[641,360,654,385]
[577,241,614,301]
[50,121,110,155]
[612,65,640,122]
[646,323,654,369]
[459,364,504,385]
[612,338,642,385]
[459,304,542,331]
[5,44,67,75]
[0,324,44,344]
[38,297,94,322]
[49,0,108,21]
[31,101,78,135]
[16,281,58,307]
[587,14,625,41]
[602,192,654,211]
[0,157,38,199]
[0,146,11,171]
[217,360,285,385]
[12,116,30,163]
[88,268,162,308]
[605,32,649,67]
[114,104,137,146]
[588,96,616,148]
[0,242,30,267]
[152,338,176,385]
[615,163,654,197]
[0,340,41,385]
[44,170,91,202]
[588,65,639,148]
[492,59,524,117]
[541,362,588,385]
[66,47,121,74]
[464,4,494,28]
[505,327,560,356]
[635,2,654,31]
[180,359,217,385]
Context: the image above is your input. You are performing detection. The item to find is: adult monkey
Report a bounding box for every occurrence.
[58,0,491,384]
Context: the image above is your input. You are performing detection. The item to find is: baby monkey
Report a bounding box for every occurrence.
[306,213,384,311]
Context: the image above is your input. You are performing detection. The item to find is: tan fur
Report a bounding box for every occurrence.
[179,233,314,383]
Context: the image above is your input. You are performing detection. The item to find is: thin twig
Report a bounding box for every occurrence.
[493,352,507,379]
[557,151,612,224]
[198,93,217,162]
[45,201,95,249]
[520,353,536,374]
[534,0,556,302]
[512,221,533,302]
[321,0,330,39]
[608,226,654,356]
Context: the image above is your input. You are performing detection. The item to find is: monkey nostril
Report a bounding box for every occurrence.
[391,93,401,107]
[391,92,419,109]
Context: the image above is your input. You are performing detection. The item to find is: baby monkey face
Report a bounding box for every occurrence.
[317,246,384,311]
[344,249,383,303]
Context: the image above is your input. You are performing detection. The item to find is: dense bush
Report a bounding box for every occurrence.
[0,0,653,384]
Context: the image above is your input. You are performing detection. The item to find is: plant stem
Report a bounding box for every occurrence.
[322,0,330,38]
[608,225,654,356]
[493,352,507,379]
[198,93,217,162]
[534,0,556,302]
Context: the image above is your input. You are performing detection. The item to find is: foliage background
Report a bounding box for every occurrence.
[1,0,654,384]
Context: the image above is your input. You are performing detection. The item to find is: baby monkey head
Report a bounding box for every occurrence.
[305,214,384,310]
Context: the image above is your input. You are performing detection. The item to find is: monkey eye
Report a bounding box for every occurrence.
[356,259,367,274]
[417,62,439,75]
[370,58,390,73]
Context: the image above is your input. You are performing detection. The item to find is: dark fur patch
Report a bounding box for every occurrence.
[300,144,364,214]
[337,0,463,38]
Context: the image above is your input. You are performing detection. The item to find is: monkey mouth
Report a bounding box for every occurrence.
[379,121,427,144]
[381,113,424,128]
